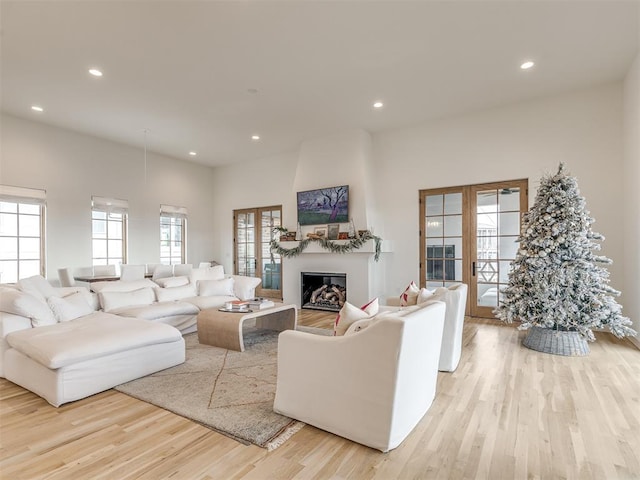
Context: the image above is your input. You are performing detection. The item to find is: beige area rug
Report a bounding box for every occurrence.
[115,325,329,450]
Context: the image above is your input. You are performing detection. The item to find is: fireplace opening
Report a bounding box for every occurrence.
[301,272,346,312]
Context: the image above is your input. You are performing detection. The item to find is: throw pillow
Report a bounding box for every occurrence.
[399,281,420,306]
[417,287,435,304]
[0,287,57,327]
[17,275,57,301]
[333,298,379,336]
[47,292,93,322]
[155,283,197,302]
[198,277,235,297]
[99,287,155,312]
[154,275,190,288]
[190,265,225,283]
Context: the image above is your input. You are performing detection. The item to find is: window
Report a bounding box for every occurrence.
[160,204,187,265]
[91,196,128,266]
[0,185,46,283]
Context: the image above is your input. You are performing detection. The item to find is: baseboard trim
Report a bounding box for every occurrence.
[628,335,640,351]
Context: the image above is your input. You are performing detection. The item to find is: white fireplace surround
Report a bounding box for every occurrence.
[280,130,388,308]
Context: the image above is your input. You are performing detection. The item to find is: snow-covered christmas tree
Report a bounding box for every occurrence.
[495,163,636,342]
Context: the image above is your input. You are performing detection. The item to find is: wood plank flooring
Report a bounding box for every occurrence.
[1,312,639,479]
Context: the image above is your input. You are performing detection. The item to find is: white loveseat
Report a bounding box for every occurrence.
[274,300,446,452]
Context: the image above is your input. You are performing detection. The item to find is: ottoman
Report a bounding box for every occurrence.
[4,312,185,407]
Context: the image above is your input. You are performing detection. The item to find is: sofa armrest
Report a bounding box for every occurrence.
[0,312,32,378]
[231,275,262,300]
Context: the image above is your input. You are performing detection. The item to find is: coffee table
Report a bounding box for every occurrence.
[197,303,297,352]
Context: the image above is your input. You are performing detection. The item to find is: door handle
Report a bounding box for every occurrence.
[472,261,476,276]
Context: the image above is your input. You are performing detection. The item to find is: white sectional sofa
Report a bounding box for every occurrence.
[0,267,262,406]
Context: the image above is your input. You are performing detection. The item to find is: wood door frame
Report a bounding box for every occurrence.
[419,179,528,319]
[233,205,282,299]
[469,179,528,318]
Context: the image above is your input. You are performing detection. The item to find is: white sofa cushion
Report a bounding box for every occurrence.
[99,287,155,312]
[110,301,199,320]
[154,275,190,288]
[47,292,94,322]
[198,278,235,297]
[231,275,262,300]
[17,275,57,301]
[190,265,224,283]
[0,287,56,327]
[90,278,157,293]
[154,283,197,302]
[5,312,182,369]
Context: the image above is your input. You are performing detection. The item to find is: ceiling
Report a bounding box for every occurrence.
[1,1,638,167]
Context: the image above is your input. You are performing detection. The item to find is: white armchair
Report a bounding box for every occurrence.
[385,283,468,372]
[273,301,446,452]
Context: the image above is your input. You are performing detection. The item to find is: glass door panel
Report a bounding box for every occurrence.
[420,179,528,319]
[470,182,528,317]
[421,190,464,290]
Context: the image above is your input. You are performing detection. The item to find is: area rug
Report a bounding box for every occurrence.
[115,325,330,450]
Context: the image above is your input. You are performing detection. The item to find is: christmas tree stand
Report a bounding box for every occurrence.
[522,326,590,357]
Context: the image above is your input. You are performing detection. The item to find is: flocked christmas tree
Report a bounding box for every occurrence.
[495,163,636,341]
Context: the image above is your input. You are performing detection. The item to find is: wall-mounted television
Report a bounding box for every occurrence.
[297,185,349,226]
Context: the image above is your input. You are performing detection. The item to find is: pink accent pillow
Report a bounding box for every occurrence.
[399,281,420,306]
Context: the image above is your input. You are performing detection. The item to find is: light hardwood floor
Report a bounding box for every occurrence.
[1,312,639,480]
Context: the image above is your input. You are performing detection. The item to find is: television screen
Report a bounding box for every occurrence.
[297,185,349,226]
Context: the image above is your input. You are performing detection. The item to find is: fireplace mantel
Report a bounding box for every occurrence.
[275,239,391,255]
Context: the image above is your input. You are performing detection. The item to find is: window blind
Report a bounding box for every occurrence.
[92,196,129,214]
[0,185,46,205]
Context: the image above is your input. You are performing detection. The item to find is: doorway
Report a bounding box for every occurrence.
[419,179,528,318]
[233,206,282,299]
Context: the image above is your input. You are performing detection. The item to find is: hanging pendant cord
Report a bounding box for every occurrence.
[143,128,148,185]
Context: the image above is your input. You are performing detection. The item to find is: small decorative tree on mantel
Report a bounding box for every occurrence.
[495,163,636,354]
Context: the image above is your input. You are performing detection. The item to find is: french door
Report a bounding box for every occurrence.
[234,206,282,299]
[419,179,528,318]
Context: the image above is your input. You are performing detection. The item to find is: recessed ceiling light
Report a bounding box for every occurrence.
[373,101,384,108]
[251,135,260,141]
[189,151,197,156]
[89,68,103,77]
[31,105,44,112]
[520,61,535,70]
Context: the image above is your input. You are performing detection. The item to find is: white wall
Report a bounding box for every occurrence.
[0,114,216,282]
[372,83,626,300]
[209,150,299,274]
[623,52,640,347]
[211,83,629,317]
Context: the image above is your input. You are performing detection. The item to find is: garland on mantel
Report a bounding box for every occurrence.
[270,228,382,261]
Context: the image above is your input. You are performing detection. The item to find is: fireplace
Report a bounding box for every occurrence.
[301,272,347,312]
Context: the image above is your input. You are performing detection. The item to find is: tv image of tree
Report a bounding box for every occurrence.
[297,185,349,225]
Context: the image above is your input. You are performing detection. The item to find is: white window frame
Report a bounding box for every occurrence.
[91,196,128,266]
[0,185,46,283]
[160,204,187,265]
